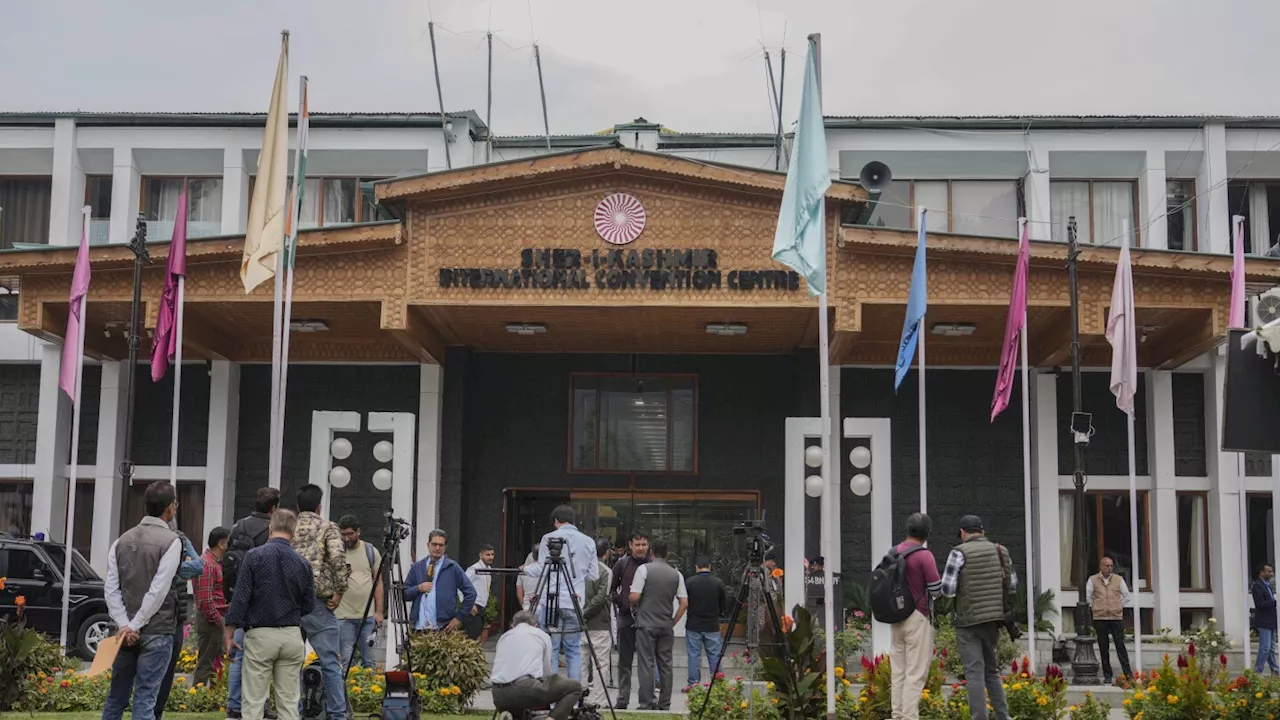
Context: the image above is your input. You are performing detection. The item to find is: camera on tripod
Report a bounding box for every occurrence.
[383,511,411,548]
[545,536,566,560]
[732,519,773,562]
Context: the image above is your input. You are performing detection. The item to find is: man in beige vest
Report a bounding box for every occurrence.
[1087,556,1133,683]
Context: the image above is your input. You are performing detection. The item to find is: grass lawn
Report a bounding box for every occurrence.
[2,707,680,712]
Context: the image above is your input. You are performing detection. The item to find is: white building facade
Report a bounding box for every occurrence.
[1,112,1277,647]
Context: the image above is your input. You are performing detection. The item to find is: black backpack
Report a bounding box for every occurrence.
[869,546,926,624]
[222,516,270,602]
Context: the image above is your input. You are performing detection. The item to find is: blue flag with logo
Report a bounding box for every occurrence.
[771,42,830,297]
[895,213,928,390]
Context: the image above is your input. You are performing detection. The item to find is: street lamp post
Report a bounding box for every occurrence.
[1066,216,1101,685]
[119,215,150,495]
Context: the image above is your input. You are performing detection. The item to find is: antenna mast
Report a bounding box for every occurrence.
[427,21,452,170]
[534,44,552,153]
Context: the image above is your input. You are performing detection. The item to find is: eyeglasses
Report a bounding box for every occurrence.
[429,542,446,549]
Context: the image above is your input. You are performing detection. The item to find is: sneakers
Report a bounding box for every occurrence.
[225,712,242,720]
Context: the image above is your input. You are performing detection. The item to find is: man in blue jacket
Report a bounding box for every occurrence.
[405,529,476,633]
[1253,564,1279,674]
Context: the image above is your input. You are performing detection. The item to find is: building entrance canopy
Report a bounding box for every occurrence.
[2,146,1277,368]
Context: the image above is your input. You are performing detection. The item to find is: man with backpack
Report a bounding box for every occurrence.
[223,487,281,720]
[870,513,942,720]
[337,515,384,669]
[939,515,1018,720]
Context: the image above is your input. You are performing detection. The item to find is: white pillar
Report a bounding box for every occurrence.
[415,364,443,561]
[844,417,892,656]
[221,148,248,235]
[48,118,85,247]
[1205,353,1248,643]
[827,365,841,577]
[1197,123,1230,255]
[1146,370,1181,632]
[204,361,240,536]
[369,411,417,573]
[108,147,140,246]
[32,344,71,541]
[90,361,127,573]
[1032,372,1064,635]
[1140,150,1168,250]
[784,417,820,615]
[1024,146,1052,242]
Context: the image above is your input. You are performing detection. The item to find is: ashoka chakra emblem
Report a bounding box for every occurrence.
[594,193,646,245]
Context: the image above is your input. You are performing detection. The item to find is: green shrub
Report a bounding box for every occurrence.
[0,601,73,711]
[687,677,781,720]
[407,628,488,707]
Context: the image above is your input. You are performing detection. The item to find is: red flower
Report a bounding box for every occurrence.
[1219,654,1228,666]
[715,672,725,680]
[861,656,873,671]
[60,681,70,688]
[1176,655,1188,669]
[940,648,948,659]
[1188,642,1197,657]
[1021,656,1031,674]
[51,667,60,673]
[1011,659,1019,674]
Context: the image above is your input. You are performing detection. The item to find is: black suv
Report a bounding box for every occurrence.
[0,532,115,659]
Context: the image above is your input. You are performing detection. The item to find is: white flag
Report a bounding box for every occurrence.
[1105,241,1137,414]
[240,33,290,293]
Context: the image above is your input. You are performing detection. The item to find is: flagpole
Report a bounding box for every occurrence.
[276,75,309,473]
[804,32,836,720]
[59,206,90,650]
[1018,217,1036,672]
[268,251,284,488]
[1121,220,1142,671]
[1232,215,1252,662]
[169,276,184,484]
[917,206,928,513]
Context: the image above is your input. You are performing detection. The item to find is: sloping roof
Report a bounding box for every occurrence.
[0,111,489,134]
[374,145,866,204]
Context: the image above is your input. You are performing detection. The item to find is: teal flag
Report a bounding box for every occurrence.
[771,42,830,297]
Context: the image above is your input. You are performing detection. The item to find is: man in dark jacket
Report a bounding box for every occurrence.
[609,532,651,709]
[683,556,727,691]
[1253,564,1279,674]
[405,529,476,632]
[224,487,280,720]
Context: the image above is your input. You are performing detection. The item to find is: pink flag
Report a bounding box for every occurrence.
[1230,215,1246,328]
[991,222,1030,422]
[1106,240,1138,415]
[151,192,188,382]
[58,217,92,402]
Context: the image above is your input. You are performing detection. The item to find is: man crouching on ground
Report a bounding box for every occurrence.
[491,611,584,720]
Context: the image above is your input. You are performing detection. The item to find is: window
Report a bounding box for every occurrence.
[40,544,99,582]
[0,178,52,249]
[1060,491,1151,591]
[0,482,32,534]
[123,482,205,548]
[1246,494,1274,581]
[0,547,47,579]
[0,289,16,323]
[1166,180,1196,251]
[861,180,1021,238]
[249,176,388,228]
[1050,180,1138,245]
[1177,492,1209,590]
[569,374,697,473]
[142,177,223,239]
[1226,181,1280,255]
[85,175,112,245]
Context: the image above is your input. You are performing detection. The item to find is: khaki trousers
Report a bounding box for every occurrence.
[243,626,306,720]
[889,610,933,720]
[581,629,612,705]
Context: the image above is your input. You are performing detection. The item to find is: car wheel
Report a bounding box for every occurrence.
[77,613,115,660]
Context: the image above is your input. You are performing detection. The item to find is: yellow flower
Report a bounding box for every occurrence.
[1069,706,1077,712]
[740,702,749,709]
[1037,697,1047,706]
[188,688,198,695]
[196,682,204,688]
[451,685,460,693]
[1167,694,1179,704]
[833,666,844,678]
[842,679,851,686]
[179,706,187,711]
[371,685,382,693]
[177,677,187,684]
[1134,691,1144,700]
[1124,699,1132,706]
[352,686,362,694]
[766,682,774,690]
[439,688,450,696]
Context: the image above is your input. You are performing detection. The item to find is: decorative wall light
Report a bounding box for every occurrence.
[804,445,824,468]
[372,468,393,491]
[804,474,825,498]
[331,438,353,460]
[328,465,352,488]
[849,445,871,470]
[373,440,394,463]
[849,473,872,497]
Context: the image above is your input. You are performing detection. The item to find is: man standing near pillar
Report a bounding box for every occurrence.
[1087,557,1133,684]
[628,540,687,712]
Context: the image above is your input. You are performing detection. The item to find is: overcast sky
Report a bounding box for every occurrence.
[3,0,1278,135]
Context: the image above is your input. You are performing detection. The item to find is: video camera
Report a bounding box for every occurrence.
[383,511,411,549]
[732,519,773,563]
[546,536,566,560]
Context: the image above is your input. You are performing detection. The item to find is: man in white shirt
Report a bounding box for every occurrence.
[627,541,688,711]
[491,611,585,720]
[522,505,599,682]
[464,543,496,642]
[102,481,184,720]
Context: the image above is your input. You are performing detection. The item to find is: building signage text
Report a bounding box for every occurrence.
[438,247,801,292]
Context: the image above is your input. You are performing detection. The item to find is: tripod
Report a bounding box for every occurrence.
[692,552,791,720]
[521,542,617,720]
[342,514,417,720]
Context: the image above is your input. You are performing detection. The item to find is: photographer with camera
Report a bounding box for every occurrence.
[521,505,598,682]
[939,515,1018,720]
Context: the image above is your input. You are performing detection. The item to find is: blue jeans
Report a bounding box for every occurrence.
[227,627,246,712]
[339,617,377,669]
[686,630,723,686]
[301,605,347,720]
[545,607,582,681]
[102,633,174,720]
[1257,628,1280,673]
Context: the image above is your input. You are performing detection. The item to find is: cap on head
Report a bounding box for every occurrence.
[958,515,984,533]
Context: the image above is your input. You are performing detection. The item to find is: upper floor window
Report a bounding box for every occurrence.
[0,288,16,322]
[1050,180,1137,245]
[570,374,697,474]
[142,177,223,239]
[85,176,112,245]
[864,180,1021,239]
[249,176,389,229]
[1166,179,1197,251]
[0,178,52,249]
[1226,181,1280,255]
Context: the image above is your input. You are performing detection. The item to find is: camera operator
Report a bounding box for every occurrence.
[520,505,598,682]
[491,611,584,720]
